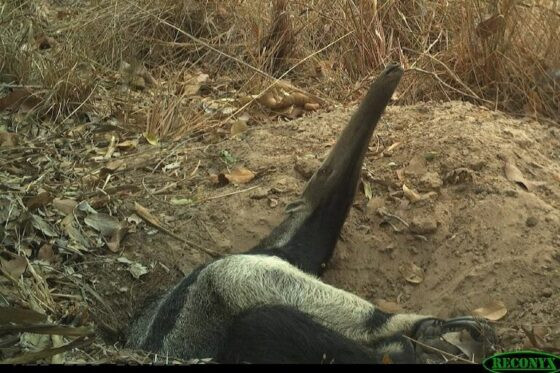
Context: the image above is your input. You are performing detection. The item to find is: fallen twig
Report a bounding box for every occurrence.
[2,336,93,364]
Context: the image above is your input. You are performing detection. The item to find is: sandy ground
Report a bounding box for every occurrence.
[84,100,560,355]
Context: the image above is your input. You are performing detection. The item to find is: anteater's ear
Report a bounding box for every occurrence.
[248,63,404,276]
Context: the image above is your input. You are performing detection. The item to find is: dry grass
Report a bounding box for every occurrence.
[1,0,558,134]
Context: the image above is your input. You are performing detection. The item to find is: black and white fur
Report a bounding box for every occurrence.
[126,63,494,364]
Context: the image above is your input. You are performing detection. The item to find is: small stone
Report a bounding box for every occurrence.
[542,287,553,297]
[505,189,518,198]
[366,197,385,215]
[471,161,486,171]
[130,75,146,90]
[250,187,269,200]
[526,216,538,227]
[424,152,438,161]
[294,157,320,180]
[381,244,395,253]
[545,214,559,225]
[408,246,419,255]
[409,216,438,235]
[230,120,248,136]
[419,172,443,190]
[444,168,474,185]
[268,198,279,208]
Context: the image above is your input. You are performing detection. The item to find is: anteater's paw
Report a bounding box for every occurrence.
[412,316,497,364]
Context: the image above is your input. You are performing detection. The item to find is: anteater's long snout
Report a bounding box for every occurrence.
[302,62,404,209]
[249,63,404,275]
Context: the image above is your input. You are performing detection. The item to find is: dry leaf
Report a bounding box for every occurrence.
[210,173,230,186]
[30,214,58,237]
[403,184,422,202]
[117,257,148,279]
[504,161,530,191]
[103,159,126,172]
[89,195,111,209]
[116,139,139,150]
[0,88,42,112]
[128,262,149,279]
[37,244,55,262]
[106,224,128,253]
[374,299,402,313]
[442,330,483,361]
[362,180,373,200]
[400,262,424,284]
[25,192,53,211]
[134,202,163,228]
[472,300,507,321]
[0,131,18,147]
[1,256,27,278]
[84,213,120,237]
[170,198,194,206]
[224,167,255,185]
[61,214,90,249]
[143,132,159,146]
[76,201,98,215]
[402,184,436,203]
[504,160,546,192]
[231,120,248,136]
[383,142,401,156]
[476,14,505,39]
[104,135,117,159]
[53,198,77,215]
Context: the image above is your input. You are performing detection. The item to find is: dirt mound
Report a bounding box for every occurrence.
[91,101,560,354]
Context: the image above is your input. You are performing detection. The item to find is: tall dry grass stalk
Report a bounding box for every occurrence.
[1,0,558,137]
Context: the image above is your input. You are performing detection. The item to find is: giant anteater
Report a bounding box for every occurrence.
[127,63,495,364]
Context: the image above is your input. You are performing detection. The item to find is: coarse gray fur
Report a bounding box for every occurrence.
[127,255,428,359]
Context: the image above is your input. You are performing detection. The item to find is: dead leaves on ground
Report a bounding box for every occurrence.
[1,256,28,278]
[84,213,128,253]
[116,257,148,280]
[0,192,131,265]
[402,184,437,203]
[257,83,320,118]
[0,88,43,113]
[399,262,424,284]
[472,300,508,321]
[504,159,546,192]
[0,131,19,147]
[521,324,560,353]
[211,166,256,186]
